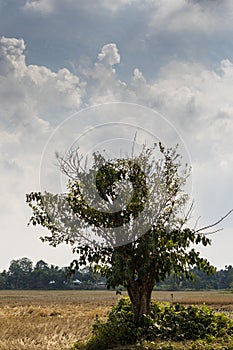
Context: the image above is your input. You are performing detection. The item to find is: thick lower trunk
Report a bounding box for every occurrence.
[127,280,154,325]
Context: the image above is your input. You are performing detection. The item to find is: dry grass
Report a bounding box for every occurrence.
[152,290,233,313]
[0,290,232,350]
[0,290,119,350]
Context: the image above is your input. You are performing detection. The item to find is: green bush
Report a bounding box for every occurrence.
[148,302,233,341]
[72,297,233,350]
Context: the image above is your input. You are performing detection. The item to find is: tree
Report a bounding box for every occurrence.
[8,258,33,289]
[0,270,7,289]
[34,260,49,270]
[26,143,217,324]
[30,260,50,289]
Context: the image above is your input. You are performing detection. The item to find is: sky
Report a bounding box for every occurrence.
[0,0,233,271]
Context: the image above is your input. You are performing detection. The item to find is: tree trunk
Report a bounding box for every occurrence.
[127,279,154,326]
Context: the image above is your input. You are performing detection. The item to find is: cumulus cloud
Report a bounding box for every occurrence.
[0,36,84,133]
[74,40,233,160]
[0,37,26,77]
[97,43,120,66]
[0,35,86,203]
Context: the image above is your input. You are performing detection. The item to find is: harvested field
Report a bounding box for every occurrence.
[0,290,232,349]
[152,290,233,313]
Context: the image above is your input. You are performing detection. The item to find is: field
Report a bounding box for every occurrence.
[0,290,233,350]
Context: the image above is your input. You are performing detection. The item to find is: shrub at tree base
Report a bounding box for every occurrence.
[72,297,233,350]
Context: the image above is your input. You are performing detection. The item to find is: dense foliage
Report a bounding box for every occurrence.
[72,297,233,350]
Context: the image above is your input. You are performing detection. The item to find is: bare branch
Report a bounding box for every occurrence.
[131,132,137,158]
[201,228,224,236]
[196,209,233,233]
[180,200,194,229]
[56,148,85,179]
[193,216,201,231]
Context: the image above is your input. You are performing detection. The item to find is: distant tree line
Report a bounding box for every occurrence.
[0,257,232,291]
[0,257,105,290]
[156,265,233,291]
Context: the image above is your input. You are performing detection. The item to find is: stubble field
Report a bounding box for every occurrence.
[0,290,232,350]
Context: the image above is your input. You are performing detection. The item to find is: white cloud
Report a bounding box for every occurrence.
[0,36,84,132]
[0,36,85,176]
[77,43,233,158]
[97,43,120,66]
[0,36,86,269]
[0,37,26,77]
[79,44,127,105]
